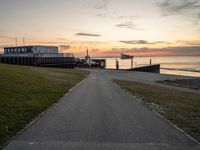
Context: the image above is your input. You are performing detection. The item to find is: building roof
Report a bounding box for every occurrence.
[4,45,58,49]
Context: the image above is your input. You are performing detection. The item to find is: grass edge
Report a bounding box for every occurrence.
[1,73,89,149]
[112,79,200,145]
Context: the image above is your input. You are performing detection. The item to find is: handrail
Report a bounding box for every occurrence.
[0,53,74,58]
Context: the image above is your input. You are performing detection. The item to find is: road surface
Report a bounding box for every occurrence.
[4,70,199,150]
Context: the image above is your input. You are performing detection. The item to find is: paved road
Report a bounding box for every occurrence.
[4,70,199,150]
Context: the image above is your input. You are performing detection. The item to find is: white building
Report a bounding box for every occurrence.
[3,46,63,57]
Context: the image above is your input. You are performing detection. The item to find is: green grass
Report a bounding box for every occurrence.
[0,64,88,146]
[113,79,200,142]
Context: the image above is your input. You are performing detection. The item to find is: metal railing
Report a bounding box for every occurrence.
[0,53,74,58]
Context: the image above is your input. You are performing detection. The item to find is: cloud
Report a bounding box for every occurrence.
[158,0,200,17]
[96,12,136,20]
[119,40,165,45]
[88,0,137,20]
[112,47,159,53]
[115,22,144,30]
[176,40,200,46]
[91,48,100,53]
[106,46,200,56]
[59,45,71,51]
[30,41,67,44]
[88,0,108,10]
[88,0,138,24]
[76,33,101,37]
[57,38,66,41]
[0,36,15,39]
[165,46,200,54]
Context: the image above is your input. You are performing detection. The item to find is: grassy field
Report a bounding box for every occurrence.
[113,79,200,142]
[0,64,88,146]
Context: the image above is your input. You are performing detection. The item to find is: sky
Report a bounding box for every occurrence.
[0,0,200,57]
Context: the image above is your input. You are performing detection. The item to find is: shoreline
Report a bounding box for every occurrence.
[161,68,200,73]
[104,56,200,78]
[161,69,200,78]
[104,67,200,78]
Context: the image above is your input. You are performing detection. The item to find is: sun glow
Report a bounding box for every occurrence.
[0,0,200,56]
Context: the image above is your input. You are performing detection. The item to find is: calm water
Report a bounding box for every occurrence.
[104,56,200,77]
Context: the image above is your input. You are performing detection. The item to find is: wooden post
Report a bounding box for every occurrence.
[104,59,106,68]
[131,58,133,69]
[116,59,119,70]
[150,58,152,66]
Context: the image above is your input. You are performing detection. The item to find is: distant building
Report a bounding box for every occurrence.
[0,45,75,68]
[3,46,64,57]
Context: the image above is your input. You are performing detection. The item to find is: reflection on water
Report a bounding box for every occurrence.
[104,56,200,77]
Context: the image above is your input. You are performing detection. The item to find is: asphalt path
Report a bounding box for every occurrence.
[4,70,199,150]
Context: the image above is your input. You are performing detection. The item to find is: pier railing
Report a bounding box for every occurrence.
[0,53,74,58]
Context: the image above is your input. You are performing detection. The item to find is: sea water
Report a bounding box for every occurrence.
[105,56,200,77]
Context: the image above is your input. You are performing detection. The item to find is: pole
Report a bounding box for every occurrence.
[116,59,119,70]
[15,37,18,46]
[23,37,25,46]
[131,58,133,69]
[150,58,152,66]
[86,49,89,57]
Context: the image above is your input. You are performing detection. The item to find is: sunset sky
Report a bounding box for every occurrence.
[0,0,200,57]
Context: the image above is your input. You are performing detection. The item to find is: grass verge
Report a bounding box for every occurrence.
[113,79,200,142]
[0,64,88,146]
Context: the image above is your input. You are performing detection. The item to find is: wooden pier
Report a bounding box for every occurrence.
[0,55,76,68]
[129,64,160,73]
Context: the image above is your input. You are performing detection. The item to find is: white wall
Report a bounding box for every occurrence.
[32,46,58,54]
